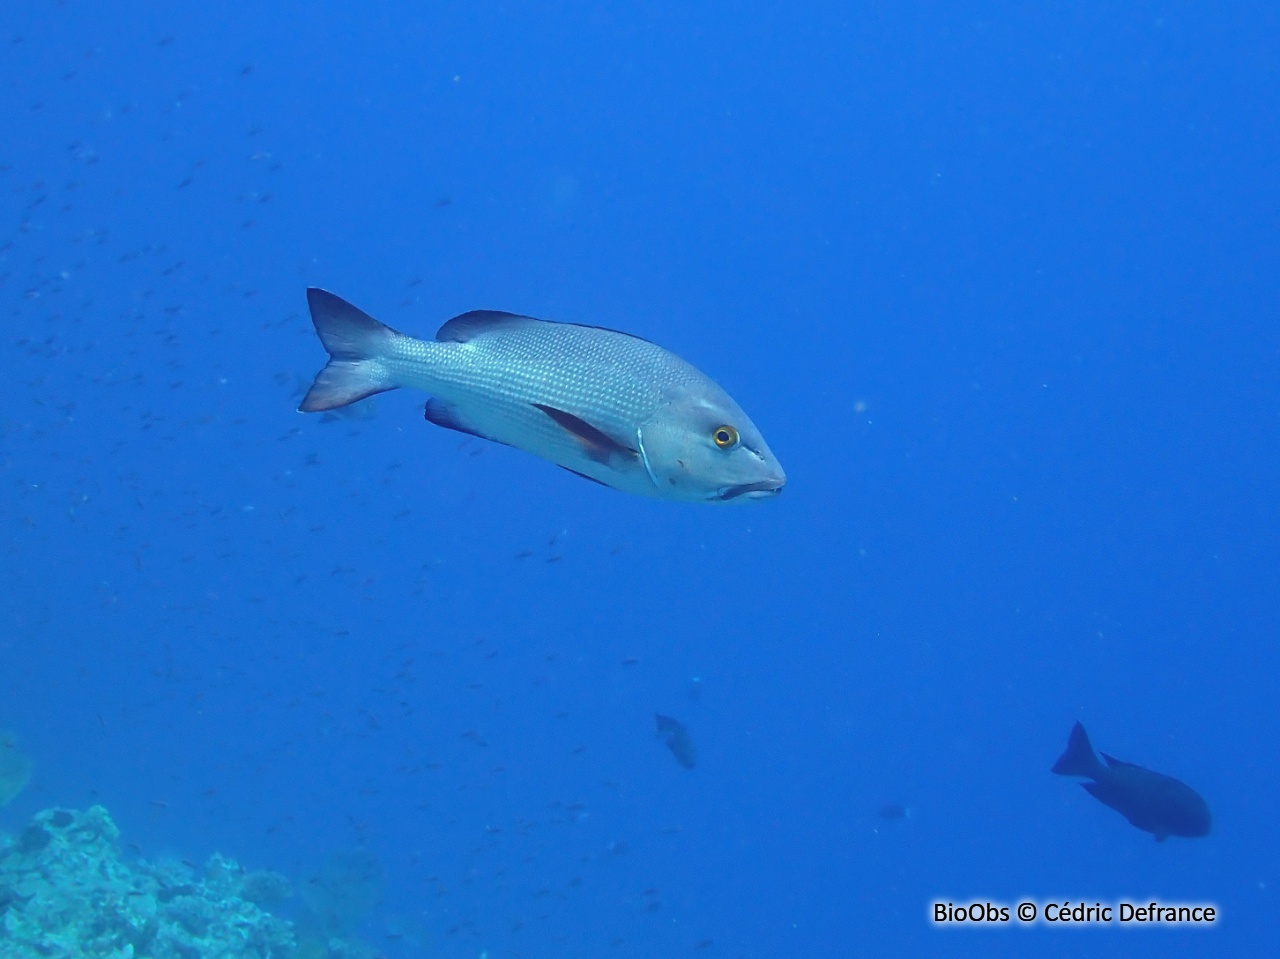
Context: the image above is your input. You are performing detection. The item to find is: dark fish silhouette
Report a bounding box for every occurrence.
[655,714,697,769]
[1051,722,1210,841]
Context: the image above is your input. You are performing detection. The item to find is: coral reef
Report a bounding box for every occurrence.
[0,806,295,959]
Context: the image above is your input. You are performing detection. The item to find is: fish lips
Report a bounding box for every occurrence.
[716,478,785,502]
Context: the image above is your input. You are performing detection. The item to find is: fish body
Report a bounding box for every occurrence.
[1051,722,1210,841]
[877,802,910,821]
[655,713,697,769]
[0,731,33,807]
[299,290,785,502]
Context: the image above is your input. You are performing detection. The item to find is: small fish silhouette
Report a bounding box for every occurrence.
[655,714,697,769]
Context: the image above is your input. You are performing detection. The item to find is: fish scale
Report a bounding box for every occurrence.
[388,321,702,462]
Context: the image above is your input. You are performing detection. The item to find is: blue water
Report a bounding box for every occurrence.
[3,2,1277,956]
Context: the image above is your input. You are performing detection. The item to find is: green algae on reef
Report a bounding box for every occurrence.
[0,806,295,959]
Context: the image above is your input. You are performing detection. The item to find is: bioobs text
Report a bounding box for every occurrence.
[932,902,1010,924]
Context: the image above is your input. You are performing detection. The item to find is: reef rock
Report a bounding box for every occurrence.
[0,806,295,959]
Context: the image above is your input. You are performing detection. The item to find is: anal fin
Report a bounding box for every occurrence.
[424,399,513,448]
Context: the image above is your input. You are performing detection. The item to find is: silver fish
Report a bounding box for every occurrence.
[299,289,785,502]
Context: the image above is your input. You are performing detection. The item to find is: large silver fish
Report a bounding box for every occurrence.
[299,289,785,502]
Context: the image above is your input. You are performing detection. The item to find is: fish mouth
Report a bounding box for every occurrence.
[716,479,785,502]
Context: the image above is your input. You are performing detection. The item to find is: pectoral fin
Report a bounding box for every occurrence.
[1101,753,1142,771]
[533,404,638,465]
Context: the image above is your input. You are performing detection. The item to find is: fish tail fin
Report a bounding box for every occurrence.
[1052,721,1102,778]
[299,288,402,412]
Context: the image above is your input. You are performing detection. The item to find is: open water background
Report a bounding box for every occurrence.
[2,2,1278,956]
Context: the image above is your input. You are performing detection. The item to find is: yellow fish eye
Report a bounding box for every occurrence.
[712,425,739,449]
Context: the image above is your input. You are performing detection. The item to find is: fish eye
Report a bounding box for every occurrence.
[712,425,739,449]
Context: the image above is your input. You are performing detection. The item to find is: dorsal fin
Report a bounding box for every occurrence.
[437,309,657,345]
[1101,752,1142,771]
[436,310,533,343]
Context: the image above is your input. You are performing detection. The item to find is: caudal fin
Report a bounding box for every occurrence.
[1051,721,1103,778]
[299,289,401,412]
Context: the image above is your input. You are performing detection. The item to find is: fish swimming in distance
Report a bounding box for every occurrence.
[877,802,911,821]
[655,714,697,769]
[299,289,786,502]
[1051,722,1211,841]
